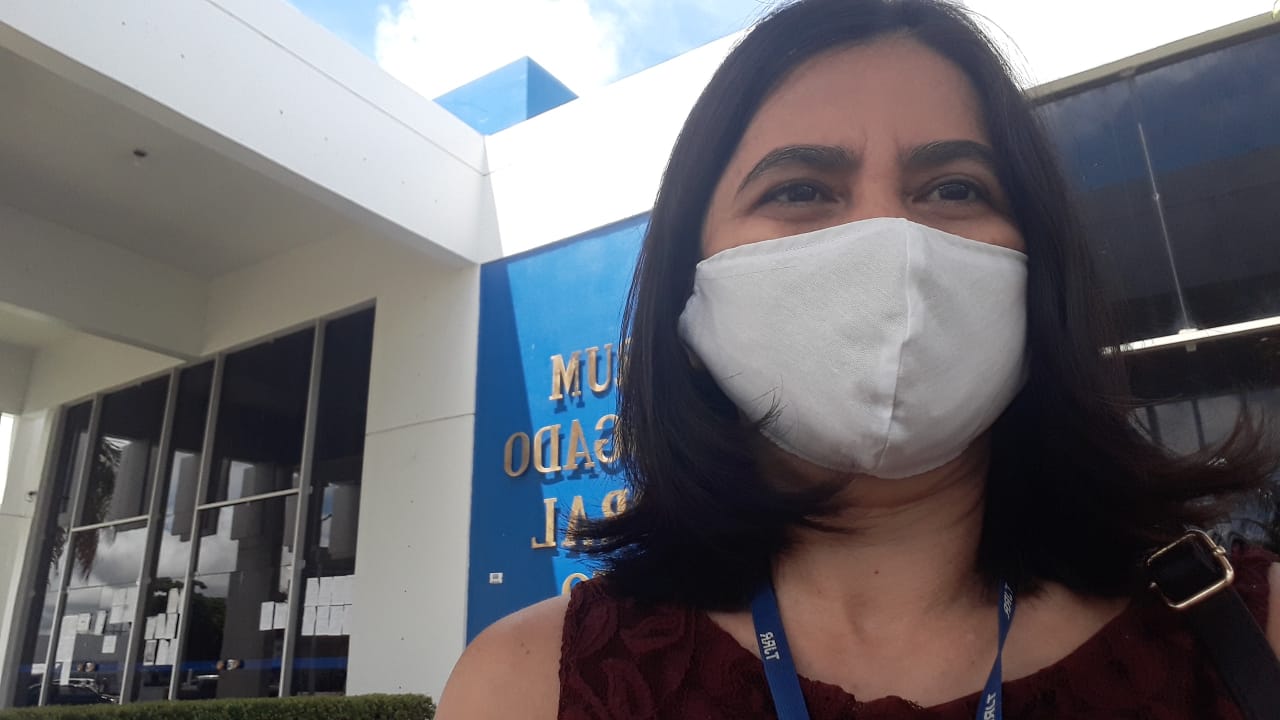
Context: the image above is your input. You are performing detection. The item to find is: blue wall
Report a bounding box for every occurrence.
[467,216,646,640]
[435,57,577,135]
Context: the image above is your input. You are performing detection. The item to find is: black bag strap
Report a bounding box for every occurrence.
[1145,530,1280,720]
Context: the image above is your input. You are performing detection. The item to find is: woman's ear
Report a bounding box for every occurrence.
[684,343,704,370]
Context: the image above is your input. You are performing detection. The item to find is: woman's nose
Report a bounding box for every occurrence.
[840,187,909,225]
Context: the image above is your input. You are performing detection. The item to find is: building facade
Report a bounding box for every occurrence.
[0,1,1277,707]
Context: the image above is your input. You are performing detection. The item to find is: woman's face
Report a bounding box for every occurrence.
[701,37,1025,258]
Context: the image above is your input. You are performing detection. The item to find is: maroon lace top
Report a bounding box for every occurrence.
[558,549,1272,719]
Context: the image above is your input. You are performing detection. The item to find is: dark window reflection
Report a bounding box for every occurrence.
[134,362,214,702]
[1126,331,1280,544]
[292,308,374,695]
[206,330,313,504]
[1134,32,1280,329]
[11,402,90,707]
[78,378,168,526]
[179,497,295,699]
[1127,332,1280,402]
[1038,79,1185,341]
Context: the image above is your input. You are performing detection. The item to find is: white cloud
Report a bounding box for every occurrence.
[374,0,623,99]
[965,0,1266,86]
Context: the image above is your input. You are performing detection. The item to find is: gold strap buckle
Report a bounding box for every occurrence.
[1146,529,1235,610]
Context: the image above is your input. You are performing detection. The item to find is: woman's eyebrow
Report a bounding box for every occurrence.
[736,144,858,194]
[901,139,998,174]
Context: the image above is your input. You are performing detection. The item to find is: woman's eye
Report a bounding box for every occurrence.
[928,181,983,203]
[766,183,826,205]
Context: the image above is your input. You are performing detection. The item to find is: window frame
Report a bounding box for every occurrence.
[2,303,371,706]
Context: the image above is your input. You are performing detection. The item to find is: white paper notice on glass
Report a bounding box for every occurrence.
[165,613,179,640]
[143,639,158,665]
[305,577,320,607]
[259,601,275,631]
[108,603,124,624]
[317,604,337,632]
[156,613,169,638]
[144,615,157,640]
[93,610,107,635]
[318,576,334,606]
[55,626,75,663]
[102,635,118,655]
[314,605,331,636]
[302,605,317,636]
[273,602,288,631]
[166,588,181,614]
[341,604,353,636]
[156,639,171,666]
[332,575,352,606]
[76,613,91,632]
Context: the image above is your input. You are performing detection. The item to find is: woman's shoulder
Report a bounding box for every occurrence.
[435,593,570,720]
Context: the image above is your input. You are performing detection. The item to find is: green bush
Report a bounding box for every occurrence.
[0,694,434,720]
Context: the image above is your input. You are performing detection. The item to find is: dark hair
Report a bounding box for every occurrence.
[579,0,1275,609]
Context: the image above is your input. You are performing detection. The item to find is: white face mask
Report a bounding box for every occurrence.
[678,217,1027,479]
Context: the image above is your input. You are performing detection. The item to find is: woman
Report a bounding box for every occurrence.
[440,0,1280,717]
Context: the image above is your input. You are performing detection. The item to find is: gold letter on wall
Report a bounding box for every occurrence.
[531,497,557,549]
[586,345,613,394]
[564,419,596,471]
[602,489,629,517]
[533,424,562,474]
[549,352,582,401]
[594,414,620,466]
[615,338,631,387]
[503,432,531,477]
[562,495,592,548]
[561,572,590,596]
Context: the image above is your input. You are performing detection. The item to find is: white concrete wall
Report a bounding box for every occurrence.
[0,204,207,359]
[205,231,479,699]
[0,342,33,415]
[22,335,181,415]
[485,33,740,257]
[0,408,53,692]
[0,0,498,266]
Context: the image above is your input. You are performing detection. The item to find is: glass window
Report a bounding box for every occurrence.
[1127,330,1280,457]
[205,329,314,504]
[56,523,144,704]
[1037,79,1185,341]
[57,522,146,702]
[1194,393,1247,449]
[133,363,214,702]
[291,308,374,695]
[11,402,91,707]
[78,378,168,526]
[179,497,295,699]
[1133,32,1280,329]
[12,310,373,707]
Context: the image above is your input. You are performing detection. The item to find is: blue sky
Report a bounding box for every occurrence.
[287,0,384,58]
[286,0,772,97]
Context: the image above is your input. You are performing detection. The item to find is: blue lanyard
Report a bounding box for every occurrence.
[751,580,1016,720]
